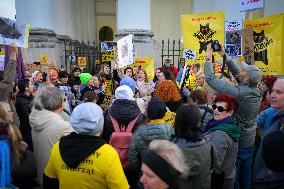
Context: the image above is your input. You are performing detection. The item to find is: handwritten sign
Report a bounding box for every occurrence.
[117,34,134,68]
[183,48,196,60]
[101,41,117,62]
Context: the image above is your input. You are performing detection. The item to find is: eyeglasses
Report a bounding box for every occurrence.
[212,104,227,112]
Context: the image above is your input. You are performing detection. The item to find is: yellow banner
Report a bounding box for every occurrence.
[102,51,115,62]
[126,57,154,81]
[40,54,48,65]
[77,56,87,68]
[181,12,225,64]
[244,13,284,75]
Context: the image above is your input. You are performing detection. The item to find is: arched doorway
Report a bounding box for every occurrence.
[99,26,114,41]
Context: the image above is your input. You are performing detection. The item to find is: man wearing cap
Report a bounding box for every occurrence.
[253,78,284,185]
[161,58,178,77]
[68,67,82,98]
[204,44,262,189]
[32,70,43,91]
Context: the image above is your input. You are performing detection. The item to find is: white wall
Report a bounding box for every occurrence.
[117,0,151,30]
[0,0,16,19]
[264,0,284,16]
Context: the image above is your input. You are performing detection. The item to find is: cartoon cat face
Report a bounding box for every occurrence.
[200,23,210,35]
[253,30,265,43]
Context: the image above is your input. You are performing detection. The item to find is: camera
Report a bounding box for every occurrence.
[204,40,222,52]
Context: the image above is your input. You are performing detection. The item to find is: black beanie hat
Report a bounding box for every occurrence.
[147,97,167,120]
[262,130,284,172]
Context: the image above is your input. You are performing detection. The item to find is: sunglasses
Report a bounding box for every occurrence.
[212,104,227,112]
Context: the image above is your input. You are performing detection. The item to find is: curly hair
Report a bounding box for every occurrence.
[155,80,182,102]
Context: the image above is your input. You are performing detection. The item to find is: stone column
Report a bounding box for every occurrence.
[116,0,161,67]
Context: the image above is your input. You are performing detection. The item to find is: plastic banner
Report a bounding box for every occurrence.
[133,57,154,81]
[181,11,225,63]
[0,17,29,48]
[225,20,242,57]
[244,13,284,75]
[117,34,134,68]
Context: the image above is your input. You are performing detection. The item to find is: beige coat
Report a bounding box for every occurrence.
[29,109,74,185]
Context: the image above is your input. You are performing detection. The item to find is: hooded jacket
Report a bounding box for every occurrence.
[44,132,129,189]
[174,137,221,189]
[29,109,74,185]
[204,58,262,148]
[103,99,143,142]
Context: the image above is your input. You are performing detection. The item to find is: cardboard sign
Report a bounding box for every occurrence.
[101,41,117,62]
[133,57,154,81]
[242,26,255,65]
[117,34,134,68]
[40,54,49,65]
[240,0,264,12]
[0,17,29,48]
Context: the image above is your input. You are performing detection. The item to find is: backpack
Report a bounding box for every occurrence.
[109,113,140,171]
[0,140,18,189]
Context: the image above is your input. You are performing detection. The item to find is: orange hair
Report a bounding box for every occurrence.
[155,80,182,102]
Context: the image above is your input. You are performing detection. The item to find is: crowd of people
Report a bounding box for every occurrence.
[0,43,284,189]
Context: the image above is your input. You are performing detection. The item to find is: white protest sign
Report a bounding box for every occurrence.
[183,48,196,60]
[0,54,4,71]
[116,34,134,68]
[240,0,264,12]
[0,17,30,48]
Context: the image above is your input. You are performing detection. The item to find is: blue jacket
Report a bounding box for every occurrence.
[253,109,284,183]
[257,107,277,133]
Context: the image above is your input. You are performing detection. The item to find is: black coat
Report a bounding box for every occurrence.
[15,93,33,137]
[103,99,144,142]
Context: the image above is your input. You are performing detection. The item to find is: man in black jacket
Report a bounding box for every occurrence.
[16,78,34,151]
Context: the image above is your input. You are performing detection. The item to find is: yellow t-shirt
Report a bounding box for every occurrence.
[45,142,129,189]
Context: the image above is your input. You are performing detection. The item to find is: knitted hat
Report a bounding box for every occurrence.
[115,85,134,100]
[147,97,167,120]
[80,73,92,85]
[262,130,284,172]
[120,77,136,92]
[32,71,41,79]
[70,102,104,136]
[241,61,262,85]
[72,67,82,73]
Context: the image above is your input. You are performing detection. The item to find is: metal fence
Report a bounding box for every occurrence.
[63,39,101,73]
[161,39,182,68]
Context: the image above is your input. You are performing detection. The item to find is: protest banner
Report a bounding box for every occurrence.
[101,41,117,62]
[183,48,196,61]
[77,56,87,68]
[40,54,49,65]
[0,17,29,48]
[244,13,284,75]
[225,20,242,57]
[116,34,134,68]
[0,52,4,71]
[242,26,255,65]
[181,11,225,63]
[133,57,154,81]
[240,0,264,12]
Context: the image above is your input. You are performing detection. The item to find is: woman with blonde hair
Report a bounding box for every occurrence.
[140,140,189,189]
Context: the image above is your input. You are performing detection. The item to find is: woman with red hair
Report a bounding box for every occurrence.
[203,93,240,189]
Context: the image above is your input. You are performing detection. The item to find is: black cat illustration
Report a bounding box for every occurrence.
[0,18,22,39]
[253,30,268,65]
[198,23,210,54]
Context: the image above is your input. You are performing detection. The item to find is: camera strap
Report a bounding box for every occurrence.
[219,55,226,79]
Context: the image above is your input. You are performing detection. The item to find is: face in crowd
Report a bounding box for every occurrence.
[49,74,58,84]
[73,70,81,77]
[125,68,133,77]
[155,68,161,78]
[140,163,168,189]
[137,69,146,82]
[133,66,139,76]
[196,74,205,87]
[270,79,284,111]
[158,72,166,82]
[212,101,234,121]
[92,76,100,88]
[103,65,111,75]
[27,78,35,93]
[34,72,43,84]
[164,59,171,67]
